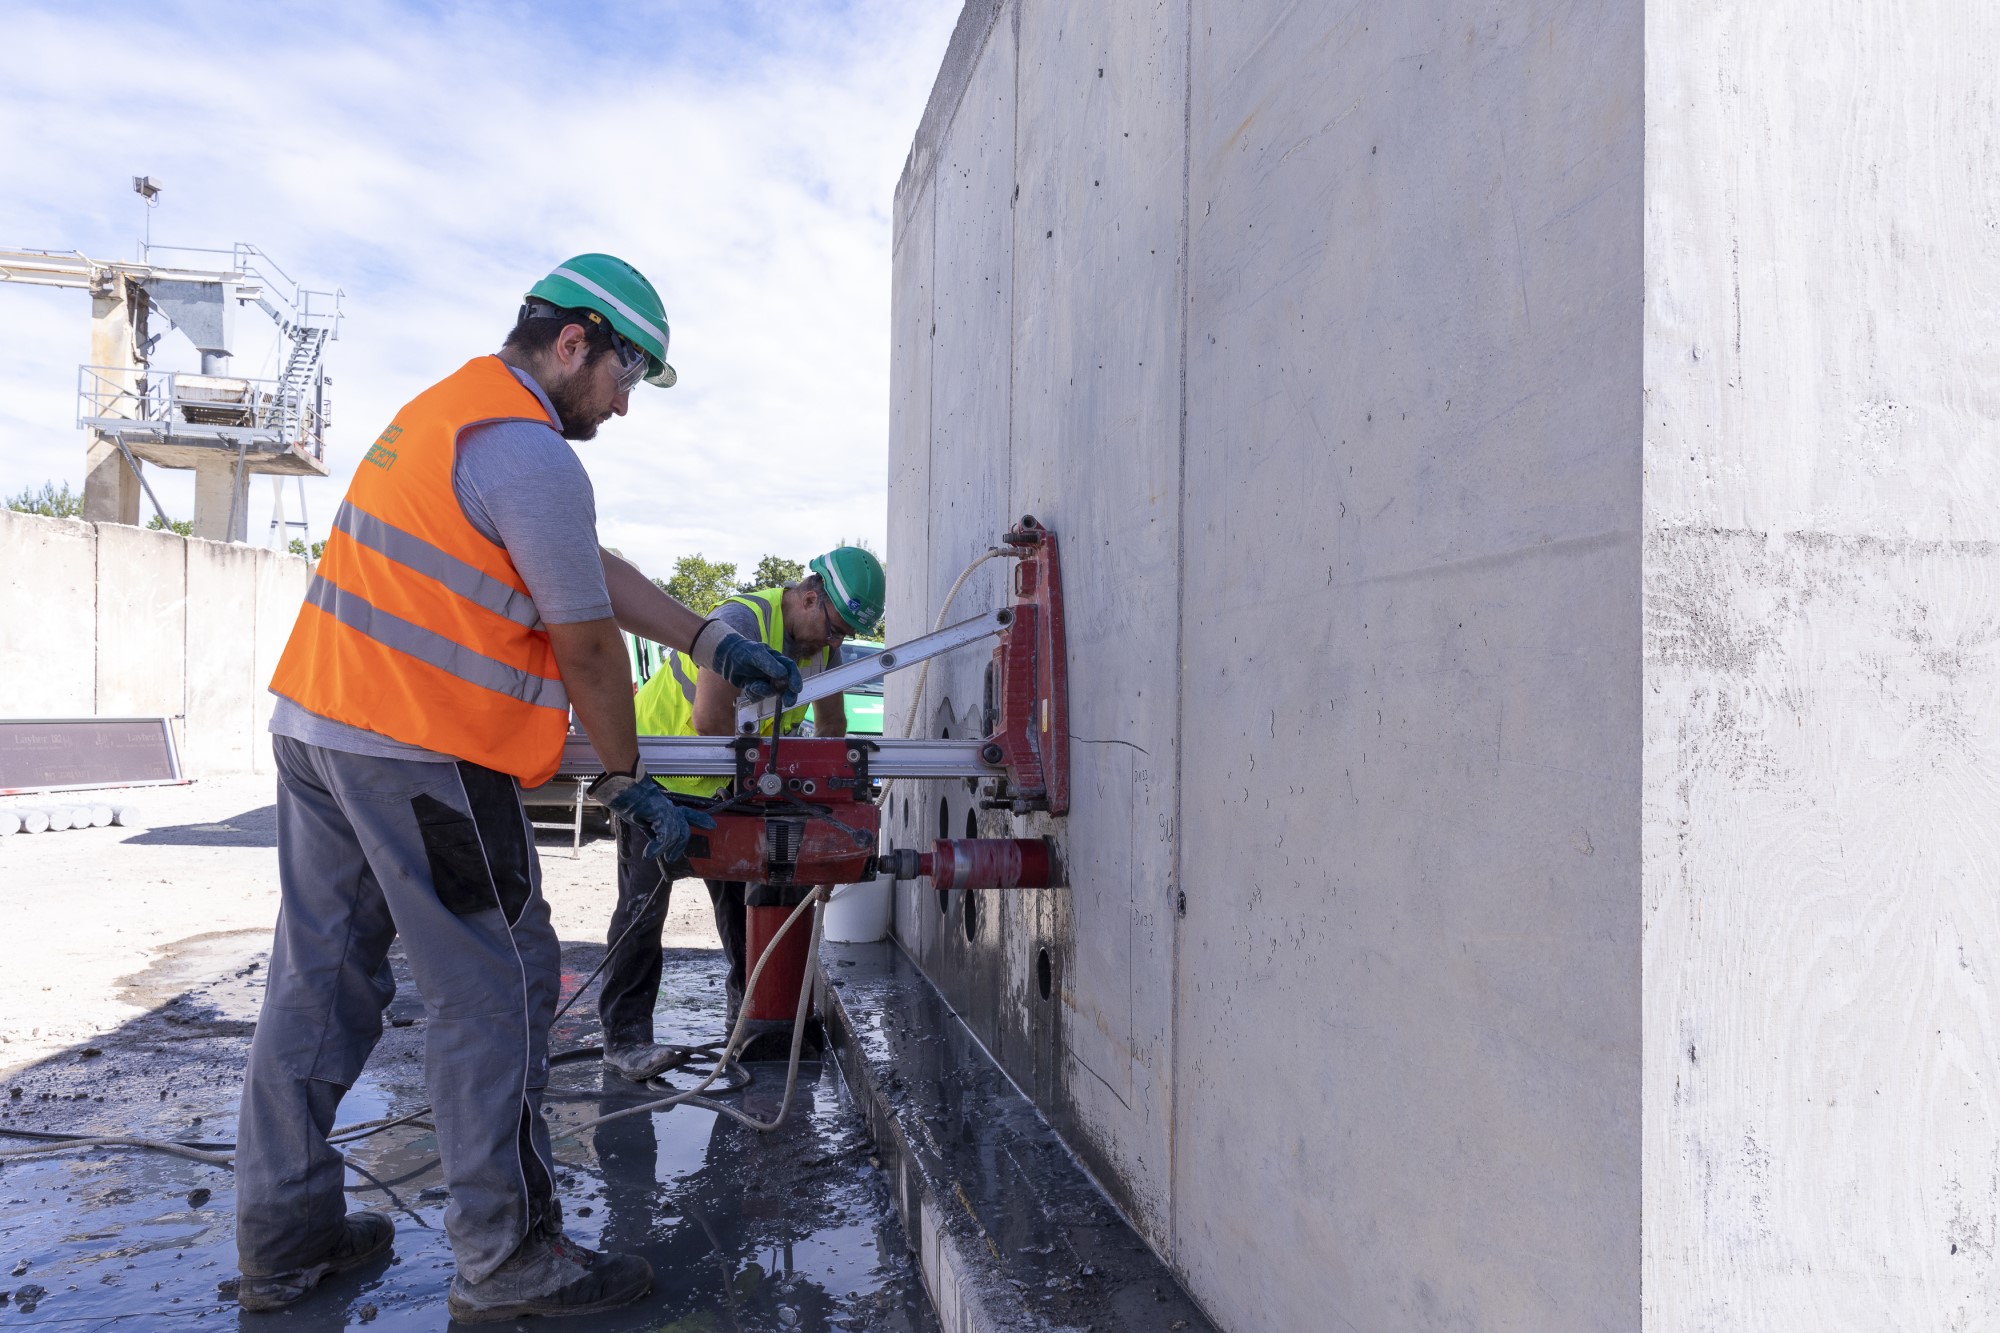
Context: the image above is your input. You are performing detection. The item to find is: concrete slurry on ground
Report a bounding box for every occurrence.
[0,775,936,1330]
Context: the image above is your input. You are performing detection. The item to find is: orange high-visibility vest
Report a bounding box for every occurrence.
[269,356,573,785]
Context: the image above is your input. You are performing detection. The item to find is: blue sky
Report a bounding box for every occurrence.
[0,0,958,574]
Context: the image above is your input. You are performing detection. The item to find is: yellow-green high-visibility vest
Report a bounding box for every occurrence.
[634,587,827,795]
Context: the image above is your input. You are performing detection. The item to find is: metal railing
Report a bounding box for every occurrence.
[77,365,328,460]
[137,241,343,339]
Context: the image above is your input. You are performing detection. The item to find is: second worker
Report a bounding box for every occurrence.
[598,546,887,1078]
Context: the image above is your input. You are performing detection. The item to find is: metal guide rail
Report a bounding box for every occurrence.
[560,517,1070,1038]
[560,734,1000,782]
[559,517,1068,889]
[732,607,1012,733]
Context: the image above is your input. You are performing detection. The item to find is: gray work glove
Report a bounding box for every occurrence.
[701,627,802,706]
[588,765,717,862]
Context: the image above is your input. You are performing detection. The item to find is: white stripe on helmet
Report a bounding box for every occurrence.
[551,265,669,351]
[819,553,862,623]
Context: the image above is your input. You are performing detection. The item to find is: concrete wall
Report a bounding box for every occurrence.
[896,2,1999,1329]
[0,508,311,777]
[1642,4,2000,1329]
[889,3,1642,1329]
[1,511,96,717]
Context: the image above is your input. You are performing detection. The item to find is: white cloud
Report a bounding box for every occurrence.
[0,0,957,578]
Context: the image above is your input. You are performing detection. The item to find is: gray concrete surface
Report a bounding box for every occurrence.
[0,508,313,777]
[1642,4,2000,1328]
[0,511,96,717]
[888,2,1649,1330]
[893,2,1997,1330]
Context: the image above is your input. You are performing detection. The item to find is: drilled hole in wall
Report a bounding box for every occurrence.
[964,808,977,839]
[1036,947,1052,1001]
[963,879,979,942]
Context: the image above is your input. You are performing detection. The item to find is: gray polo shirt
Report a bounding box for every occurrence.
[270,364,613,764]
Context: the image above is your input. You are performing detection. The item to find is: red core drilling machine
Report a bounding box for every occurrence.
[563,516,1069,1029]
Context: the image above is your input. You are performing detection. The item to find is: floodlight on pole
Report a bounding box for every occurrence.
[132,176,162,248]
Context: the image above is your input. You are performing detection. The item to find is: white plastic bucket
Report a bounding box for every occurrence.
[820,873,894,943]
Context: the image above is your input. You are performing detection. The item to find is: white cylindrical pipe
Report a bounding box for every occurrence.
[45,807,75,832]
[19,808,50,834]
[87,804,114,828]
[112,805,143,829]
[821,873,895,943]
[0,810,19,836]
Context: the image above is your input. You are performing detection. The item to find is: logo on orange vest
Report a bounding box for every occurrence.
[365,425,403,471]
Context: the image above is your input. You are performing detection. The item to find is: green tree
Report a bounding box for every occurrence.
[287,538,328,561]
[740,554,805,592]
[146,514,194,537]
[654,552,739,615]
[5,480,83,518]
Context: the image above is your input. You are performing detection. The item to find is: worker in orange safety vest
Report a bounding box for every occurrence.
[235,254,800,1323]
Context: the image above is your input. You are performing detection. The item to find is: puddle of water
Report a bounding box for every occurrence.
[114,929,270,1019]
[0,950,935,1331]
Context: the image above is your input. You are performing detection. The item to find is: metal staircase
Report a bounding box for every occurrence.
[273,323,328,445]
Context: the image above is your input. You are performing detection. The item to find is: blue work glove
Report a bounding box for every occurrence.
[588,765,717,862]
[710,631,802,706]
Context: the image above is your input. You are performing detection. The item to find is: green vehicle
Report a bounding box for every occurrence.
[836,639,886,736]
[627,632,669,690]
[625,633,886,732]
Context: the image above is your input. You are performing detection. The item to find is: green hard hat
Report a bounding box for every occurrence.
[525,254,677,388]
[810,546,886,633]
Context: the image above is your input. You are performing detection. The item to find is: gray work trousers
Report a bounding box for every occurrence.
[235,735,561,1285]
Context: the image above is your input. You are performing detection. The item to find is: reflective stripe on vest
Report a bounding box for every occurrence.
[666,651,699,704]
[332,502,544,630]
[301,575,569,710]
[268,356,572,785]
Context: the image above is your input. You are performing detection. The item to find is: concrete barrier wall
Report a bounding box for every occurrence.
[889,3,1642,1329]
[0,508,312,777]
[0,511,96,717]
[1642,5,2000,1329]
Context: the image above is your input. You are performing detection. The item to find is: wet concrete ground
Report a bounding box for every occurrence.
[0,926,937,1331]
[824,944,1216,1333]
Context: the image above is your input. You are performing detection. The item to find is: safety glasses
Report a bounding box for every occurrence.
[606,327,646,394]
[818,595,852,642]
[525,300,647,393]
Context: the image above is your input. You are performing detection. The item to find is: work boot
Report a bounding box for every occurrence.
[603,1042,696,1083]
[447,1232,652,1323]
[236,1210,394,1312]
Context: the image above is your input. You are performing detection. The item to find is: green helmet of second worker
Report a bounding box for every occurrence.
[810,546,886,636]
[633,544,887,796]
[524,253,678,389]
